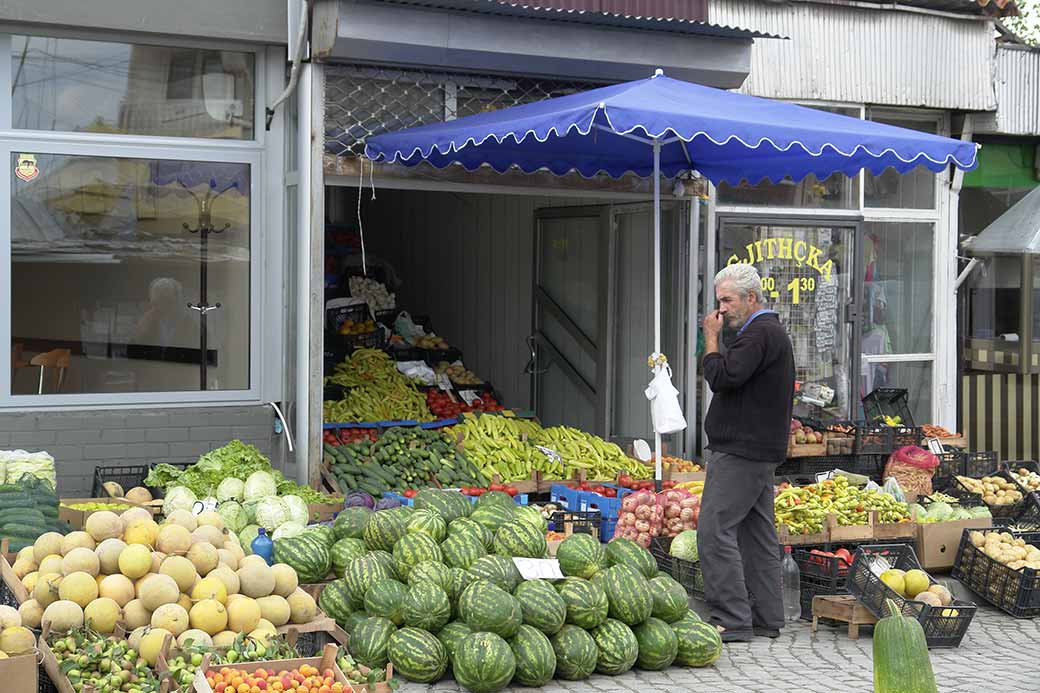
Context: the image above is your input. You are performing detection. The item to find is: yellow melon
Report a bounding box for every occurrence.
[33,533,64,564]
[159,555,198,593]
[216,549,239,571]
[226,596,261,633]
[177,593,193,613]
[139,628,172,666]
[33,573,62,607]
[255,595,290,626]
[17,600,42,629]
[196,511,224,530]
[209,564,240,596]
[125,487,153,505]
[124,519,160,547]
[0,626,35,655]
[164,510,198,532]
[95,538,127,574]
[271,563,299,598]
[11,559,33,580]
[41,601,84,633]
[286,589,317,624]
[16,546,34,565]
[118,544,152,579]
[139,574,179,611]
[21,572,39,593]
[0,606,19,629]
[189,599,228,636]
[84,512,124,543]
[187,542,219,576]
[61,547,100,577]
[192,576,228,605]
[212,630,237,648]
[98,574,135,607]
[238,562,275,598]
[120,507,153,527]
[177,628,214,649]
[122,599,151,629]
[151,603,189,636]
[38,555,64,576]
[60,531,96,555]
[58,571,99,608]
[83,597,120,634]
[127,626,149,651]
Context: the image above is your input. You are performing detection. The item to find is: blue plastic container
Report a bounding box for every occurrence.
[251,528,274,565]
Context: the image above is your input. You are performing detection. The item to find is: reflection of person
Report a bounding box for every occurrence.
[132,278,193,348]
[862,234,891,396]
[698,264,796,643]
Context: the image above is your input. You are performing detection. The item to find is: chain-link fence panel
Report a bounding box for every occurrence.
[324,64,609,157]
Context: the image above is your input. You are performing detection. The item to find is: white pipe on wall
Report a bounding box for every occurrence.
[295,62,313,486]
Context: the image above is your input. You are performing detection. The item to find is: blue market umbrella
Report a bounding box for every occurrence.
[365,70,978,479]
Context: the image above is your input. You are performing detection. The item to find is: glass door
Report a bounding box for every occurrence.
[716,219,862,420]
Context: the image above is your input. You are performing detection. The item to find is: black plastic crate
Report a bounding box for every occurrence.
[793,455,859,476]
[650,535,704,599]
[548,511,601,538]
[775,459,802,477]
[325,298,372,331]
[1004,460,1040,500]
[92,464,149,498]
[145,461,190,498]
[424,347,464,367]
[855,424,896,454]
[963,451,1000,478]
[1012,493,1040,530]
[952,471,1027,519]
[891,426,923,449]
[325,328,387,354]
[933,451,964,489]
[324,383,347,402]
[847,544,976,648]
[792,539,912,622]
[951,527,1040,618]
[862,387,915,427]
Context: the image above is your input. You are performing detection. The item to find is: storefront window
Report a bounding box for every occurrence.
[859,361,931,424]
[861,222,934,355]
[864,117,938,209]
[11,36,255,139]
[10,153,251,395]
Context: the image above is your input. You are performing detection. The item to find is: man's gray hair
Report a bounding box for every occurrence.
[715,263,764,302]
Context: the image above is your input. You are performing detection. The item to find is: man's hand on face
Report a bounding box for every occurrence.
[702,310,724,338]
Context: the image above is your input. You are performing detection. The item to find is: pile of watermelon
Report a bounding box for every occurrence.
[314,489,721,692]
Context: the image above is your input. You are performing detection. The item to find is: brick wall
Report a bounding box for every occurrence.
[0,405,291,496]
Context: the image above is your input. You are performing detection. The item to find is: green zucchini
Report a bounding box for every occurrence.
[1,522,43,536]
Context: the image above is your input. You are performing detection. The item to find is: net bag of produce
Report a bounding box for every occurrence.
[656,488,700,537]
[613,489,662,548]
[883,446,939,498]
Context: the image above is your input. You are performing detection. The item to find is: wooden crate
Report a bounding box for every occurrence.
[193,644,352,692]
[308,500,344,523]
[58,497,151,529]
[811,595,877,640]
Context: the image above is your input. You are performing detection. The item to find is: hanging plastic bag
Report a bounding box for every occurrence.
[393,311,427,340]
[645,363,687,435]
[881,476,906,503]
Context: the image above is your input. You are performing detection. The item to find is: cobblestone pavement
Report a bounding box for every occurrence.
[401,580,1040,693]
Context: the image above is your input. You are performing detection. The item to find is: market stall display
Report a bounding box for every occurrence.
[774,477,912,536]
[951,528,1040,618]
[324,349,434,423]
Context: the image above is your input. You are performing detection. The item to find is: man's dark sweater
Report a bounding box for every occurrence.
[703,313,796,463]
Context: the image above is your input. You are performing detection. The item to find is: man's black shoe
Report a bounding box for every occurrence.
[753,627,781,639]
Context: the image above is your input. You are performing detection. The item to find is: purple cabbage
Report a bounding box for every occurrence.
[344,491,375,509]
[374,496,402,511]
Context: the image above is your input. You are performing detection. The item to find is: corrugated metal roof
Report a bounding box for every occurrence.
[514,0,708,21]
[975,44,1040,136]
[854,0,1017,17]
[967,183,1040,255]
[369,0,781,38]
[710,0,996,110]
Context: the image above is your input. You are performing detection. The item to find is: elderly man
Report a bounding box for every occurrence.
[698,263,796,642]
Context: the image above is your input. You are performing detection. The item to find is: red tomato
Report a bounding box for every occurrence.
[602,488,617,498]
[474,487,486,496]
[505,486,518,497]
[662,480,676,489]
[577,482,590,491]
[490,483,503,492]
[403,489,417,498]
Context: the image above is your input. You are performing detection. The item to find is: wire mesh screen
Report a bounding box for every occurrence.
[324,64,609,157]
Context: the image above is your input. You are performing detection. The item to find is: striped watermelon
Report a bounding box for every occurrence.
[513,579,566,636]
[402,582,451,633]
[672,615,722,667]
[331,537,367,577]
[632,617,678,670]
[344,554,393,608]
[514,505,548,534]
[349,616,397,668]
[393,533,443,580]
[363,578,407,626]
[649,575,690,623]
[406,508,447,543]
[467,555,521,593]
[367,549,399,580]
[304,523,335,548]
[600,564,653,626]
[440,530,487,570]
[682,608,703,622]
[406,560,453,592]
[556,577,609,630]
[344,611,369,636]
[475,490,515,509]
[415,489,472,523]
[493,522,547,559]
[551,624,599,680]
[458,580,523,639]
[469,503,516,533]
[452,632,516,693]
[449,567,476,607]
[557,533,606,579]
[387,627,448,683]
[508,624,556,687]
[449,518,494,550]
[606,538,659,579]
[590,618,639,676]
[333,507,373,540]
[436,620,472,661]
[317,579,354,627]
[364,507,409,551]
[273,535,331,583]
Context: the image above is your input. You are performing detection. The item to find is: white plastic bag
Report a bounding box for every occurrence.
[644,364,687,435]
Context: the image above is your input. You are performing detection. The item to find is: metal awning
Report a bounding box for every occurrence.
[967,183,1040,255]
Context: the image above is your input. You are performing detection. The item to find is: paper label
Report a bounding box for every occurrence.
[194,669,214,693]
[535,445,562,465]
[815,471,835,483]
[192,499,218,515]
[458,389,481,405]
[867,555,892,578]
[926,437,945,455]
[437,374,453,391]
[512,557,565,581]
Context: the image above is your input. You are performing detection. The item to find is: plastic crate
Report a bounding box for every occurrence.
[853,454,887,483]
[325,299,372,332]
[847,544,976,648]
[854,424,895,455]
[891,426,923,449]
[775,459,802,477]
[424,347,464,367]
[91,464,149,499]
[548,510,601,537]
[649,535,704,599]
[1012,493,1040,530]
[600,517,617,543]
[963,451,999,478]
[952,471,1026,519]
[862,388,915,427]
[324,328,388,358]
[932,451,963,489]
[794,455,859,476]
[951,527,1040,618]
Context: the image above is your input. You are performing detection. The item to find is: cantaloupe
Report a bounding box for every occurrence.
[61,547,100,577]
[239,554,266,569]
[196,511,224,530]
[0,606,20,629]
[0,626,34,655]
[125,487,153,504]
[238,562,275,598]
[189,599,228,636]
[95,538,127,574]
[151,603,189,636]
[98,574,135,607]
[165,510,198,532]
[255,618,276,633]
[125,519,160,547]
[128,626,148,651]
[192,525,225,548]
[120,507,153,527]
[102,482,124,498]
[271,563,299,598]
[187,542,219,576]
[33,533,63,564]
[139,574,179,611]
[60,531,96,555]
[159,555,197,593]
[58,571,99,608]
[149,552,164,574]
[118,544,152,579]
[122,599,151,629]
[255,595,290,626]
[16,546,34,565]
[208,565,239,596]
[84,512,124,543]
[286,589,317,624]
[21,572,39,593]
[10,559,33,580]
[212,630,237,648]
[177,593,193,613]
[139,628,172,666]
[216,549,239,571]
[177,629,214,649]
[38,555,64,576]
[227,597,261,633]
[41,601,84,633]
[17,600,42,629]
[83,598,120,634]
[248,628,276,646]
[223,540,245,562]
[156,524,191,556]
[33,573,62,607]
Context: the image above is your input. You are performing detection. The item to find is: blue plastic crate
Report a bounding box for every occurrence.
[464,491,529,506]
[381,491,415,507]
[600,516,618,543]
[550,484,585,510]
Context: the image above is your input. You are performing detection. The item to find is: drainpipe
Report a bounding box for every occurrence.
[948,113,974,431]
[266,0,311,130]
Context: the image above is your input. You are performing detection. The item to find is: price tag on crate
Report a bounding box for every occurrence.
[192,498,218,515]
[194,668,214,693]
[815,471,835,483]
[867,554,892,578]
[512,557,565,581]
[458,389,482,405]
[437,374,453,391]
[535,445,563,466]
[926,437,945,455]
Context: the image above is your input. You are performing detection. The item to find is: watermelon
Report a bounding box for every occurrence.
[508,624,556,687]
[318,579,354,627]
[682,608,703,622]
[387,627,448,683]
[590,618,639,676]
[344,611,369,637]
[551,624,599,680]
[556,577,609,630]
[672,615,722,667]
[402,582,451,633]
[449,567,476,606]
[649,575,690,623]
[606,537,658,579]
[305,523,335,548]
[633,617,678,670]
[367,549,399,580]
[406,508,447,543]
[440,530,487,570]
[450,518,494,550]
[406,560,453,593]
[436,621,472,661]
[600,564,653,626]
[467,554,521,593]
[513,579,566,635]
[469,503,516,533]
[273,535,331,583]
[363,579,407,627]
[452,632,516,693]
[514,505,548,534]
[349,616,397,668]
[331,537,367,577]
[333,507,373,540]
[493,522,547,559]
[458,580,523,639]
[364,508,409,551]
[344,555,393,608]
[393,532,443,580]
[415,489,472,523]
[557,533,606,579]
[475,490,515,509]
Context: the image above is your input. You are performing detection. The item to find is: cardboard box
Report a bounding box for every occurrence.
[192,644,361,692]
[308,500,344,523]
[0,653,37,692]
[915,518,992,570]
[58,497,149,530]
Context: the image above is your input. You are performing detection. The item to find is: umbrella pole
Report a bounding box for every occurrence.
[653,139,663,491]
